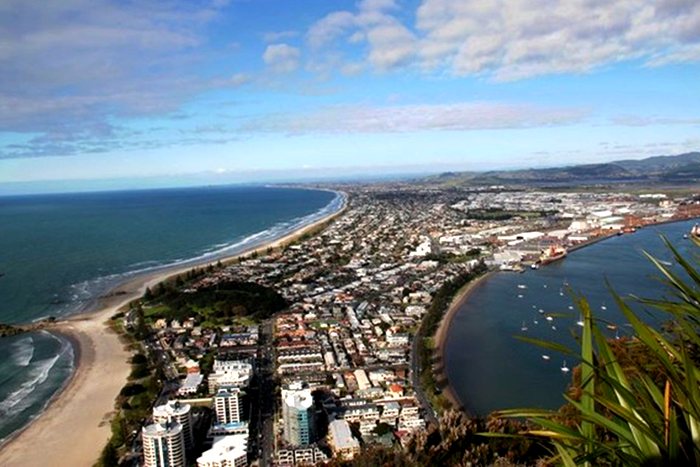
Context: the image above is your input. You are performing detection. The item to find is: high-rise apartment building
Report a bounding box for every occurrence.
[153,400,194,450]
[281,382,314,446]
[142,422,186,467]
[214,386,243,424]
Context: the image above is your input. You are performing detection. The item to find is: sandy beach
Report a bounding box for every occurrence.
[433,272,491,412]
[0,193,346,467]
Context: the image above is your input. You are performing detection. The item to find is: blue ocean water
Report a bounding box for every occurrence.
[445,219,697,416]
[0,185,339,443]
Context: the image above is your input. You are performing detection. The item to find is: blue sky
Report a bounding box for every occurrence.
[1,0,699,191]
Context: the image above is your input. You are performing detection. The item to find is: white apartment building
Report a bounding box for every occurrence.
[142,422,186,467]
[214,387,243,424]
[196,434,248,467]
[153,401,194,450]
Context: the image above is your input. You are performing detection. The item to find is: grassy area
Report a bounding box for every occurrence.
[143,279,287,326]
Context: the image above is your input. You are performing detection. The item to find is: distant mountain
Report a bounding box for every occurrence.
[430,152,700,186]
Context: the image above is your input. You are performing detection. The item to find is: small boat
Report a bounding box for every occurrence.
[517,284,527,289]
[533,319,539,325]
[606,324,618,331]
[521,321,528,331]
[538,308,544,314]
[576,317,584,327]
[691,224,700,246]
[568,305,574,310]
[601,305,607,311]
[551,325,557,330]
[545,315,554,322]
[517,294,524,298]
[531,263,540,270]
[542,355,550,360]
[561,361,570,373]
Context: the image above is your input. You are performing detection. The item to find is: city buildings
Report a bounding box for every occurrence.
[142,422,186,467]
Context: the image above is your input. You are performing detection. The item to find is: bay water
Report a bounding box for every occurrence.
[445,218,697,415]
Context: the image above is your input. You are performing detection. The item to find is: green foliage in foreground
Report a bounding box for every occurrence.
[492,238,700,466]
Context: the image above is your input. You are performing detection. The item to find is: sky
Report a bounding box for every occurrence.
[1,0,699,192]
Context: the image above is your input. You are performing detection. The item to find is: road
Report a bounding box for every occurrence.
[410,323,438,427]
[257,319,276,467]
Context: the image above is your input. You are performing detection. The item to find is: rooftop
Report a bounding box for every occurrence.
[197,434,248,464]
[329,419,360,450]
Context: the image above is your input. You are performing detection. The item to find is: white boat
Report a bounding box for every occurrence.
[601,305,607,311]
[517,294,524,298]
[517,284,527,289]
[545,315,554,321]
[542,355,550,360]
[521,321,528,331]
[551,325,557,330]
[561,361,570,373]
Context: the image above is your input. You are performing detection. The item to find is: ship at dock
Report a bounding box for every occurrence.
[538,245,568,266]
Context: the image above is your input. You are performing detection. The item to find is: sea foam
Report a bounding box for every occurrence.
[10,336,34,367]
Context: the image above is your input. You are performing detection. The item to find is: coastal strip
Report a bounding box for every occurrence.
[433,272,491,414]
[0,190,347,467]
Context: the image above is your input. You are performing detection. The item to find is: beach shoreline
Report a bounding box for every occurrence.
[434,272,491,414]
[0,189,347,467]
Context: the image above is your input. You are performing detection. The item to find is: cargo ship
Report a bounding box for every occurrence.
[538,245,568,266]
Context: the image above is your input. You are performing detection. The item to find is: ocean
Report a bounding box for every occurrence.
[444,218,697,416]
[0,185,340,443]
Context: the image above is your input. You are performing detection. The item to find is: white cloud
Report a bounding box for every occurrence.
[0,0,229,134]
[306,0,700,79]
[263,43,301,73]
[262,30,299,43]
[240,101,587,134]
[229,73,252,87]
[612,115,700,126]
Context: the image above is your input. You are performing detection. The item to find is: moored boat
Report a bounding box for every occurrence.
[690,224,700,247]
